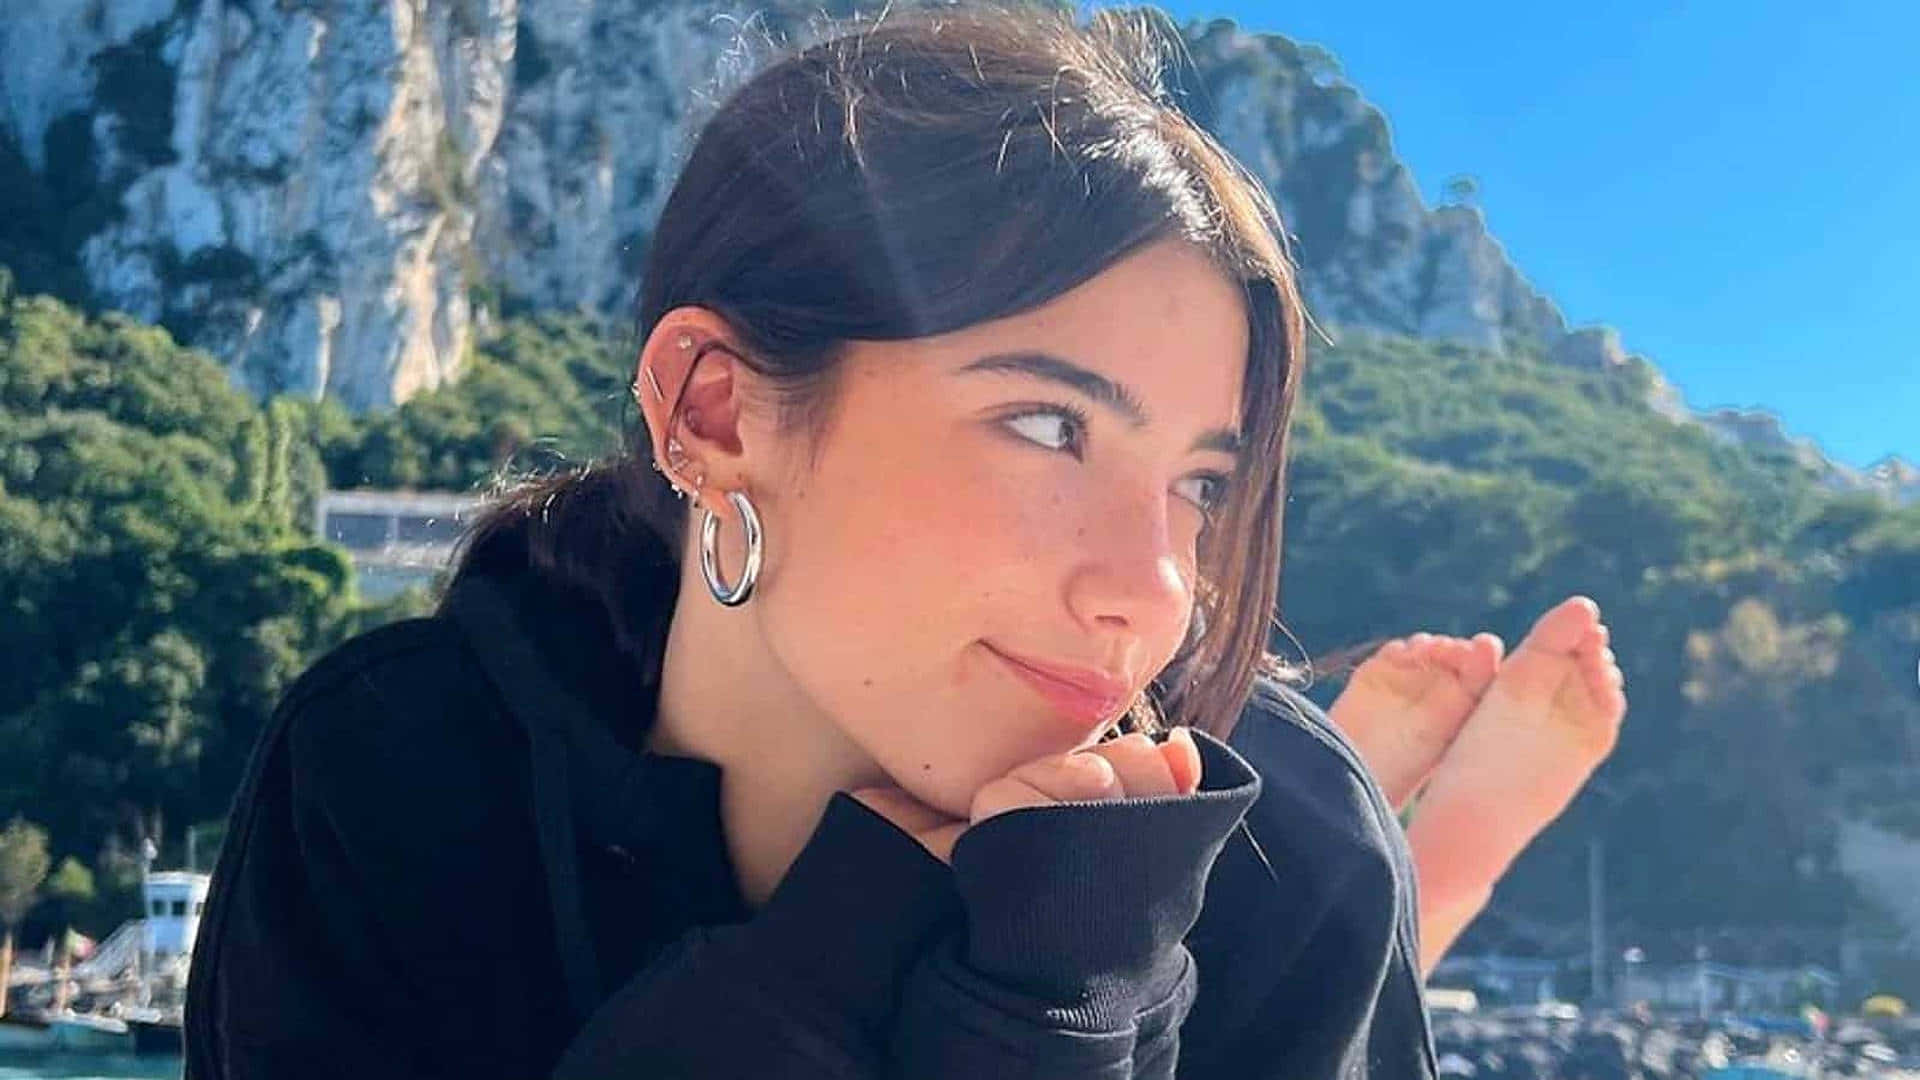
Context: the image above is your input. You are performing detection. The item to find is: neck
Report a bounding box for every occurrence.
[646,556,887,908]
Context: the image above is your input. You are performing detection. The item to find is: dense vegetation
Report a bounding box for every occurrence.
[2,269,1917,992]
[0,269,414,932]
[1283,333,1920,978]
[309,313,635,492]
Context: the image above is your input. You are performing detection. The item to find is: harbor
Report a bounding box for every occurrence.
[0,861,199,1075]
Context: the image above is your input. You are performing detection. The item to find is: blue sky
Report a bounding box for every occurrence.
[1135,0,1917,469]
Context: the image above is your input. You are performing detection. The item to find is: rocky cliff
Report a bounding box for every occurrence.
[0,0,1576,406]
[1,0,1907,501]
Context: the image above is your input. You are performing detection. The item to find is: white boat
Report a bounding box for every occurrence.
[47,1010,133,1052]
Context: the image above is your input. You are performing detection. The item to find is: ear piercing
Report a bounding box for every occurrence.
[631,332,698,403]
[636,332,705,498]
[652,434,705,502]
[665,436,700,480]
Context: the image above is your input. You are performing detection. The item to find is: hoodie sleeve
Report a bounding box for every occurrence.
[559,730,1262,1080]
[549,790,961,1078]
[887,730,1262,1080]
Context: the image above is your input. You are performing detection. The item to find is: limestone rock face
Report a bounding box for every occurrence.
[4,0,525,408]
[1820,454,1919,505]
[473,0,793,319]
[1550,326,1629,373]
[1,1,1581,410]
[1182,22,1565,354]
[1690,408,1917,503]
[0,3,1897,497]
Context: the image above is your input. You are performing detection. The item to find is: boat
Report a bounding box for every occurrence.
[0,859,208,1061]
[46,1010,132,1052]
[125,1006,183,1055]
[0,1012,52,1051]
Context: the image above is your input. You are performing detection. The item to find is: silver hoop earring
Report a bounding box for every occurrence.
[700,490,763,607]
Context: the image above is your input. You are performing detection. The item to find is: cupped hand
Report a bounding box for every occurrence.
[851,728,1203,864]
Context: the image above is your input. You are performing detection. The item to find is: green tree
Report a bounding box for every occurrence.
[0,817,51,1016]
[0,281,360,864]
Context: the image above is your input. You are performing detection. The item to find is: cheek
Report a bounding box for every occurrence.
[750,439,1080,802]
[820,441,1057,599]
[752,437,1019,681]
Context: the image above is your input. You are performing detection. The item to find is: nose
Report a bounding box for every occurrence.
[1061,484,1195,646]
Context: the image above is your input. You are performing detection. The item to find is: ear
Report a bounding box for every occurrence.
[634,306,755,507]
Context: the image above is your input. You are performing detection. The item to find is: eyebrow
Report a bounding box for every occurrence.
[957,350,1242,457]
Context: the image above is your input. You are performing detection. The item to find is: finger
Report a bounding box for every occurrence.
[1003,751,1118,803]
[1083,732,1178,798]
[970,773,1067,823]
[1161,726,1203,794]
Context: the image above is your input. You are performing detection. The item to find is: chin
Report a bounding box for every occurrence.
[914,781,978,822]
[894,751,993,821]
[862,732,1015,822]
[908,721,1096,821]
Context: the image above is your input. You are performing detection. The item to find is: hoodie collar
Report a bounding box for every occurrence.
[440,558,749,1020]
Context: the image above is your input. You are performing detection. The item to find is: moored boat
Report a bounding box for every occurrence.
[126,1008,183,1055]
[0,1012,52,1051]
[47,1010,133,1053]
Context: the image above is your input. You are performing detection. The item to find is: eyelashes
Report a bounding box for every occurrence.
[995,402,1231,519]
[1175,472,1230,517]
[1000,402,1091,457]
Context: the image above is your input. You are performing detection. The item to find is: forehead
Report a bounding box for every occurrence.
[893,240,1250,426]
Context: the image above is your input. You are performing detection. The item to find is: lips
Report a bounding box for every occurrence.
[982,641,1131,728]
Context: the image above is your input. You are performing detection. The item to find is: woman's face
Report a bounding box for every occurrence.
[749,239,1249,816]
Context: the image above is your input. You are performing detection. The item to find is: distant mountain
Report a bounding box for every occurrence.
[1694,407,1919,505]
[1859,455,1920,502]
[0,0,1903,501]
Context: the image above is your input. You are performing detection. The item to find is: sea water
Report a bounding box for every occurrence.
[0,1054,181,1079]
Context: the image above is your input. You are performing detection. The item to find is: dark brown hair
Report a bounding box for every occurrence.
[452,2,1310,739]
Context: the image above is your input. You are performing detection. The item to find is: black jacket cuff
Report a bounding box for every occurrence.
[737,790,962,1037]
[946,729,1261,1023]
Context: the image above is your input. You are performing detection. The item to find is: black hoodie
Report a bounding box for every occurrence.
[183,554,1436,1079]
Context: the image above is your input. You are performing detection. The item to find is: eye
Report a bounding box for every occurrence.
[1173,472,1230,519]
[1000,405,1088,457]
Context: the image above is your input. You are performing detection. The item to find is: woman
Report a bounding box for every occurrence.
[184,7,1623,1078]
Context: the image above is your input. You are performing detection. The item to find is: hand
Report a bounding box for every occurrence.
[851,728,1204,864]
